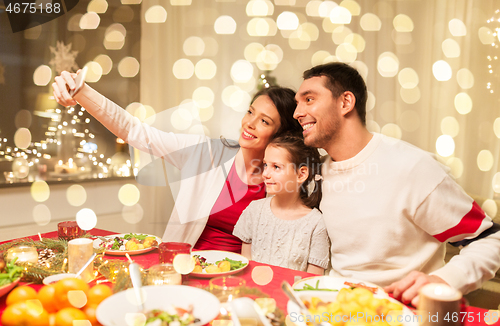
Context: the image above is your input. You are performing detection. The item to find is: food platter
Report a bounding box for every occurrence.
[96,285,220,326]
[190,250,249,278]
[93,233,161,256]
[0,277,20,297]
[288,276,418,326]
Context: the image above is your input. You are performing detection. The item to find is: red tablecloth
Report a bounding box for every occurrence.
[0,229,498,326]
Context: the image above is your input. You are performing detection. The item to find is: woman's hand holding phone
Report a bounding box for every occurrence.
[52,68,85,107]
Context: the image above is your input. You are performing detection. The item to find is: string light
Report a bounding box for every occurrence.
[486,9,500,94]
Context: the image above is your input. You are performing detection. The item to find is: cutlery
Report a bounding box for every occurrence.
[281,281,329,326]
[75,253,97,278]
[126,253,146,312]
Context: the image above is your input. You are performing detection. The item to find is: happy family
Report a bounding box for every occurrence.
[52,62,500,306]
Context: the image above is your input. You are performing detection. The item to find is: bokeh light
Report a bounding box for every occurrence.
[360,13,381,31]
[173,254,195,274]
[393,14,413,32]
[432,60,452,81]
[331,25,352,44]
[118,184,140,206]
[478,27,494,45]
[67,290,88,308]
[381,123,402,140]
[145,5,167,23]
[87,0,108,13]
[231,60,254,83]
[447,157,464,179]
[247,18,277,37]
[33,204,51,226]
[68,14,83,31]
[113,6,134,22]
[195,59,217,80]
[94,54,113,75]
[289,31,311,49]
[214,15,237,34]
[340,0,360,16]
[14,128,31,149]
[67,184,87,207]
[436,135,455,157]
[318,1,337,18]
[377,52,399,77]
[12,157,29,179]
[245,43,265,62]
[454,92,472,115]
[441,116,460,137]
[311,51,331,66]
[345,33,365,52]
[449,18,466,36]
[183,36,205,56]
[34,65,52,86]
[31,181,50,203]
[24,24,42,40]
[256,50,279,71]
[305,0,322,17]
[442,39,460,58]
[76,209,97,231]
[193,87,215,108]
[171,0,192,5]
[118,57,140,78]
[477,150,494,172]
[351,61,368,80]
[171,107,193,130]
[85,61,103,83]
[330,6,351,24]
[493,173,500,193]
[277,11,299,30]
[366,120,380,133]
[246,0,274,16]
[173,59,194,79]
[297,22,319,41]
[251,266,274,286]
[494,118,500,139]
[80,12,100,29]
[400,87,420,104]
[398,68,419,89]
[482,199,498,219]
[456,68,474,89]
[336,43,357,63]
[222,86,251,112]
[105,23,126,43]
[392,30,412,45]
[122,204,144,224]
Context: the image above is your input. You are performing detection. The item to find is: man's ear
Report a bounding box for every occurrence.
[297,166,309,184]
[340,91,356,117]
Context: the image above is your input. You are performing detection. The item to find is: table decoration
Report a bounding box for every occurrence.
[68,238,94,282]
[5,245,38,264]
[58,221,86,240]
[210,276,247,303]
[418,283,462,326]
[147,263,182,286]
[159,242,191,264]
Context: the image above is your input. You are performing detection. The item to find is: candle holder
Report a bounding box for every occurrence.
[68,238,94,282]
[6,245,38,264]
[418,283,462,326]
[147,263,182,286]
[158,242,191,264]
[58,221,86,241]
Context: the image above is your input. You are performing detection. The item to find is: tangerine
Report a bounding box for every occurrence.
[83,303,102,326]
[54,307,88,326]
[54,277,89,310]
[38,284,58,313]
[1,301,28,326]
[6,285,38,306]
[25,304,50,326]
[86,284,112,306]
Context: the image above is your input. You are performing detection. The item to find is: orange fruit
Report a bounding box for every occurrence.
[25,303,50,326]
[54,307,88,326]
[49,313,56,326]
[1,301,28,325]
[6,285,38,306]
[83,303,102,326]
[54,278,89,310]
[38,284,58,313]
[86,284,112,306]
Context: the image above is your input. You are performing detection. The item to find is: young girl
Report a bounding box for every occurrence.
[233,134,330,274]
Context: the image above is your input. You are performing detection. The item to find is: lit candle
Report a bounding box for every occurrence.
[418,283,462,326]
[6,246,38,264]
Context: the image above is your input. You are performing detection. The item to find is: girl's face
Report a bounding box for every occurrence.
[262,146,308,196]
[239,95,281,152]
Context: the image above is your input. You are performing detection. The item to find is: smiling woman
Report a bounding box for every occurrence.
[52,71,301,253]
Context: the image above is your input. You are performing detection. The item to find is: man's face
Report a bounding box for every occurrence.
[294,76,342,149]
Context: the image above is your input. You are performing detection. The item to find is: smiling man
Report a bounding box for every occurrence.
[294,62,500,306]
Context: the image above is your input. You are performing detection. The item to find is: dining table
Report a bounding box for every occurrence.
[0,228,498,326]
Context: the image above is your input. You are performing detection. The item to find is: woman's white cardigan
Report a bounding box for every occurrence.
[75,85,240,245]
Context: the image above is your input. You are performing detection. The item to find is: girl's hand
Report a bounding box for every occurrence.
[52,70,81,107]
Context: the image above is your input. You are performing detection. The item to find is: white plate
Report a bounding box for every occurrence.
[43,273,80,285]
[93,234,162,256]
[292,275,387,297]
[191,250,249,278]
[96,285,220,326]
[288,276,418,326]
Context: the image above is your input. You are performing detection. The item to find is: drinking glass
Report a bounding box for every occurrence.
[58,221,86,240]
[147,263,182,286]
[209,276,246,302]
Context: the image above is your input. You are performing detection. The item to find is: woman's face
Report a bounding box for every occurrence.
[239,95,281,152]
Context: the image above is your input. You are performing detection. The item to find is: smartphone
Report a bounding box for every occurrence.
[69,66,88,97]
